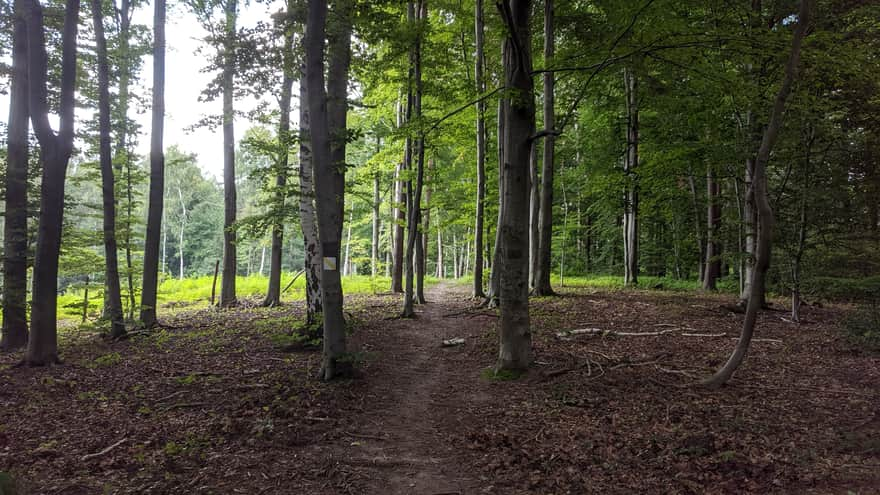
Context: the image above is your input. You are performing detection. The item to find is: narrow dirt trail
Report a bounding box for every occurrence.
[331,282,488,494]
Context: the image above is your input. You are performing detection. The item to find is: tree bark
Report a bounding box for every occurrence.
[2,0,30,351]
[703,163,721,290]
[307,0,351,380]
[472,0,486,298]
[263,29,296,307]
[623,66,639,287]
[496,0,534,371]
[403,0,426,317]
[220,0,238,308]
[703,0,811,389]
[92,0,126,338]
[25,0,80,365]
[391,97,406,293]
[298,64,323,325]
[140,0,165,328]
[533,0,555,296]
[486,87,505,307]
[371,169,380,278]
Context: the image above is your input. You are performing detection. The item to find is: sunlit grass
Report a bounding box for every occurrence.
[56,273,399,323]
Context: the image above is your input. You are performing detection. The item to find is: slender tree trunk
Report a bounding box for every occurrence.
[703,163,721,290]
[177,184,186,280]
[486,88,505,306]
[496,0,534,371]
[403,0,426,317]
[298,65,323,325]
[219,0,238,307]
[533,0,555,296]
[418,156,430,304]
[343,202,353,275]
[473,0,486,298]
[372,170,380,278]
[92,0,126,338]
[688,173,706,281]
[437,223,444,277]
[391,97,406,293]
[623,66,639,286]
[140,0,165,327]
[25,0,80,365]
[1,0,30,351]
[703,0,810,388]
[528,139,539,289]
[263,29,295,307]
[298,71,317,297]
[114,0,135,321]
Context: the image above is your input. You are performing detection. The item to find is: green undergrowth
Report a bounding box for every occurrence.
[54,274,397,324]
[843,301,880,352]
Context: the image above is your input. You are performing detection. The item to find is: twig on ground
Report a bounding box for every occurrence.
[81,437,127,461]
[156,390,186,403]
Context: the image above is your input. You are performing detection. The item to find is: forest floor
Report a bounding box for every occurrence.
[1,282,878,494]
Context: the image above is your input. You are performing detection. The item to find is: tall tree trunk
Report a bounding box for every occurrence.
[436,222,444,277]
[263,29,295,307]
[688,173,706,281]
[703,163,721,290]
[343,202,353,275]
[418,156,430,304]
[496,0,534,371]
[403,0,426,317]
[2,0,30,351]
[472,0,486,298]
[140,0,165,327]
[92,0,126,338]
[25,0,80,365]
[307,0,351,380]
[528,139,539,289]
[298,65,323,325]
[486,89,505,306]
[703,0,810,389]
[114,0,136,321]
[623,66,639,286]
[391,98,406,293]
[533,0,555,296]
[220,0,238,308]
[372,170,380,278]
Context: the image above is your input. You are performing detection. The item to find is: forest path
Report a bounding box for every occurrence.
[334,281,488,494]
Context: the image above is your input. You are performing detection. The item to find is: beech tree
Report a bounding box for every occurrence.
[92,0,126,338]
[703,0,812,389]
[472,0,486,298]
[299,64,323,325]
[140,0,165,328]
[532,0,555,296]
[496,0,534,371]
[25,0,80,365]
[1,0,30,351]
[306,0,352,379]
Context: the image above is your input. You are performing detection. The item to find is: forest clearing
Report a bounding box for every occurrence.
[2,0,880,492]
[1,282,878,493]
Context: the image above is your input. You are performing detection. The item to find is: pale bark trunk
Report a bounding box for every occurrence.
[2,0,30,351]
[703,0,810,388]
[623,66,639,286]
[486,90,505,306]
[140,0,165,327]
[299,66,323,325]
[343,203,353,276]
[177,184,186,280]
[25,0,79,365]
[371,166,380,278]
[219,0,238,308]
[534,0,555,296]
[496,0,534,371]
[92,0,126,337]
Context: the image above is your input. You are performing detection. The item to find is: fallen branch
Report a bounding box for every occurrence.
[82,438,127,461]
[682,332,727,338]
[556,328,678,339]
[156,390,186,403]
[441,338,465,347]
